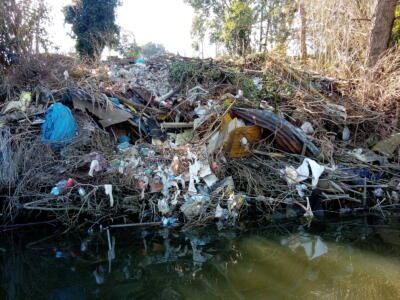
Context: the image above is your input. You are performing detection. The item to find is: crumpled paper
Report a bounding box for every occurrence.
[104,184,114,207]
[285,158,325,187]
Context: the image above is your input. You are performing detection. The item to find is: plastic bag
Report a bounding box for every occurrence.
[41,103,78,148]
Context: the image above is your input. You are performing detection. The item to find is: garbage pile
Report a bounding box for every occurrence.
[0,54,399,228]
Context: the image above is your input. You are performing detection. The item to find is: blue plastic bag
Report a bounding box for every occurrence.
[118,135,131,143]
[41,103,78,148]
[111,97,121,105]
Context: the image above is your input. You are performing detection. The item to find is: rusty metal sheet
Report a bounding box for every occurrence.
[67,88,134,128]
[72,98,133,128]
[232,108,321,157]
[131,87,154,105]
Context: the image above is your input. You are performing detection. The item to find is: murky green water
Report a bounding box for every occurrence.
[1,216,400,299]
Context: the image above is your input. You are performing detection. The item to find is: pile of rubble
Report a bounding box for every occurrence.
[0,54,399,228]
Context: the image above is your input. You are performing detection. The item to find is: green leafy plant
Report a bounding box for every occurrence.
[0,0,50,67]
[116,32,141,59]
[140,42,166,59]
[64,0,120,60]
[169,60,224,83]
[222,0,254,56]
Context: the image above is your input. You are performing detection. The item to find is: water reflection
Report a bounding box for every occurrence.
[1,217,400,299]
[281,232,328,260]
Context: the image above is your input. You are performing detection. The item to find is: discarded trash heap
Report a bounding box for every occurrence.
[0,54,399,227]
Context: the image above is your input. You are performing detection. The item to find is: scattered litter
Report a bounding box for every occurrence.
[51,179,71,196]
[88,160,100,177]
[372,133,400,156]
[181,194,210,218]
[215,204,228,219]
[323,102,347,119]
[285,158,325,187]
[1,54,398,229]
[162,217,177,227]
[118,135,131,144]
[342,126,351,141]
[349,148,386,165]
[252,77,263,91]
[188,161,202,194]
[296,184,308,197]
[392,191,399,203]
[301,122,314,135]
[78,188,86,197]
[158,198,170,215]
[63,70,69,80]
[117,142,131,151]
[104,185,114,207]
[41,103,78,148]
[373,188,384,198]
[3,92,32,113]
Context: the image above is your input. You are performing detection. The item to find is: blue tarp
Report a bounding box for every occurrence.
[41,103,78,148]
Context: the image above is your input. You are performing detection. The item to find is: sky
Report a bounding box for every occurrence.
[49,0,200,57]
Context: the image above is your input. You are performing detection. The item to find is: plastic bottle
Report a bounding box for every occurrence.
[51,180,68,195]
[66,178,75,188]
[78,188,86,197]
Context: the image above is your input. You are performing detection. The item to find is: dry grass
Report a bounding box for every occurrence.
[303,0,375,78]
[351,47,400,136]
[0,127,58,220]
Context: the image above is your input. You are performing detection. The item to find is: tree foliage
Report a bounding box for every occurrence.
[64,0,120,60]
[223,0,253,56]
[140,42,166,59]
[392,6,400,44]
[117,31,141,59]
[0,0,50,66]
[116,35,166,60]
[185,0,232,54]
[191,14,207,57]
[186,0,254,56]
[185,0,296,56]
[253,0,295,53]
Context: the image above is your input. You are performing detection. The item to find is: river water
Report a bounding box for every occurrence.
[1,216,400,299]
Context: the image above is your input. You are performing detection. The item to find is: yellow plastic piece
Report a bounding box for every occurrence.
[225,125,262,158]
[124,103,138,113]
[19,91,32,112]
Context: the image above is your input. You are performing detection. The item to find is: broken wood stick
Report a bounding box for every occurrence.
[161,122,194,129]
[107,222,162,229]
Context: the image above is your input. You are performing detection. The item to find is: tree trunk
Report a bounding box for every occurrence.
[259,3,265,52]
[35,24,40,54]
[265,17,271,51]
[201,38,204,59]
[366,0,397,67]
[299,0,307,62]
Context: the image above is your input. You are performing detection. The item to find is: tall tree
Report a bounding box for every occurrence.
[116,31,141,59]
[191,14,207,58]
[223,0,254,56]
[255,0,267,52]
[185,0,233,54]
[253,0,296,54]
[299,0,307,62]
[366,0,397,67]
[140,42,166,59]
[0,0,50,66]
[185,0,296,56]
[64,0,120,60]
